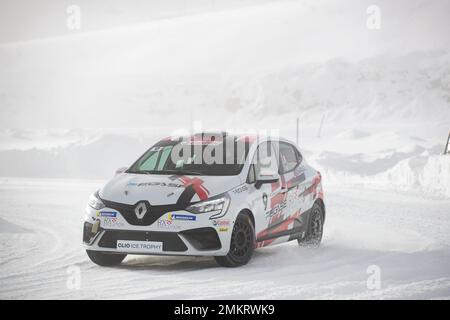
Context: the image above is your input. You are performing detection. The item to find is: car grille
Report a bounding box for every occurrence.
[98,230,188,252]
[101,199,188,226]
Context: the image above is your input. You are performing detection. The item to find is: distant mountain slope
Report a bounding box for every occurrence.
[0,51,449,184]
[1,0,449,129]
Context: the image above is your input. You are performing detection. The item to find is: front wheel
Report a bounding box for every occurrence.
[215,213,255,267]
[86,250,127,266]
[298,202,324,248]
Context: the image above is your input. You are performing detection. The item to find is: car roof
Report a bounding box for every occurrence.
[161,132,297,146]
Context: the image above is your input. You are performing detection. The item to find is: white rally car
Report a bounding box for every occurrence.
[83,132,325,267]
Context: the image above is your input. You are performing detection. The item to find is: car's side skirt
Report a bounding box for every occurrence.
[255,208,311,244]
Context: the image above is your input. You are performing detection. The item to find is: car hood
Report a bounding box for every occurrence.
[99,173,243,206]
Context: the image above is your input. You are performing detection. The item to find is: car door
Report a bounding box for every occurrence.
[246,141,283,246]
[275,141,309,239]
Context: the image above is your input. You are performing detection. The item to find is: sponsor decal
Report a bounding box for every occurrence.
[96,211,117,217]
[212,219,230,226]
[102,217,126,228]
[157,213,196,229]
[125,176,211,208]
[168,213,196,221]
[117,240,163,253]
[185,135,223,145]
[183,140,222,146]
[232,185,248,194]
[157,219,181,231]
[265,200,287,220]
[219,227,229,232]
[127,181,184,188]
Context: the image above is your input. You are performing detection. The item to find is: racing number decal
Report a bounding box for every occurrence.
[262,193,268,211]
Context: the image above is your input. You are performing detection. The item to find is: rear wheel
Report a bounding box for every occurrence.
[215,213,255,267]
[298,202,324,248]
[86,250,127,266]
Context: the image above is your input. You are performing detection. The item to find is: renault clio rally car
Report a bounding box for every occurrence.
[83,132,325,267]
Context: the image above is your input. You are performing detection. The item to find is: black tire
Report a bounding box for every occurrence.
[215,213,255,267]
[86,250,127,266]
[298,202,324,248]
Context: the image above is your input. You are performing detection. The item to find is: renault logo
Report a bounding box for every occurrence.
[134,202,147,219]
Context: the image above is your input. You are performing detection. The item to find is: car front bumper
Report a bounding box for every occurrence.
[82,205,233,256]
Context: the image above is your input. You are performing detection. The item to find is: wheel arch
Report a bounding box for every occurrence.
[314,198,326,222]
[238,208,255,228]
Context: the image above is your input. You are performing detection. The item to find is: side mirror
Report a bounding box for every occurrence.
[255,170,279,189]
[114,167,128,175]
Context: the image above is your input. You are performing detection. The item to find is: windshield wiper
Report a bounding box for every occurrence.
[126,170,163,175]
[158,169,202,176]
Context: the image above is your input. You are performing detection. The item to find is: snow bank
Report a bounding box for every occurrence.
[373,155,450,198]
[321,155,450,198]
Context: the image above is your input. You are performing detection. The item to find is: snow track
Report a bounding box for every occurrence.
[0,179,449,299]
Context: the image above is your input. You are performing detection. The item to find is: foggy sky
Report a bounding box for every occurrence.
[0,0,278,44]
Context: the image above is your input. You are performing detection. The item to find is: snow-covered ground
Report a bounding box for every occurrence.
[0,178,449,299]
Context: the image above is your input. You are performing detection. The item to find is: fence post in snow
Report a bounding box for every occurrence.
[444,131,450,155]
[317,114,325,138]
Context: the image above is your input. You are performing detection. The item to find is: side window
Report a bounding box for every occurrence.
[279,142,299,174]
[252,141,279,178]
[157,146,172,170]
[247,164,256,184]
[139,151,159,171]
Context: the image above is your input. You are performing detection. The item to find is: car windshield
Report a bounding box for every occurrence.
[127,135,251,176]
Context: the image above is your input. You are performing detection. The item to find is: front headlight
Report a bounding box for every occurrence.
[186,194,230,219]
[87,191,105,210]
